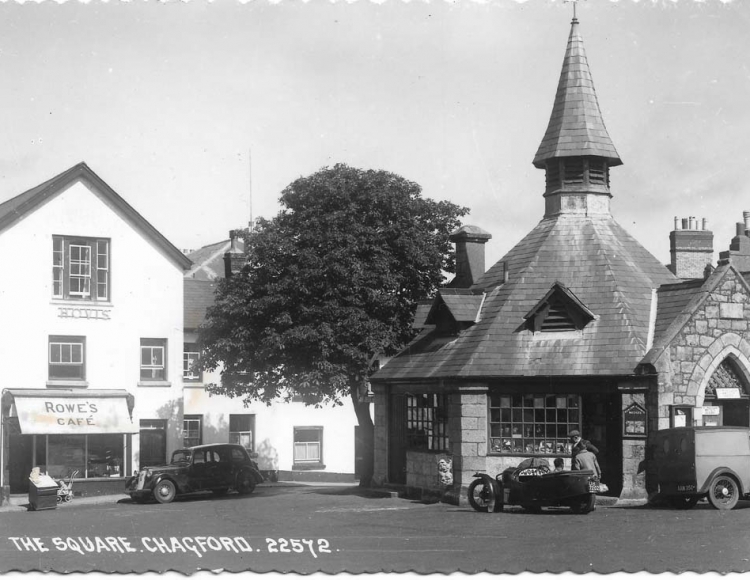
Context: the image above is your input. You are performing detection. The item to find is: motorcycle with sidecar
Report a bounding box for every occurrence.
[468,459,598,514]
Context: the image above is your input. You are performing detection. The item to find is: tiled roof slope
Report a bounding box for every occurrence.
[184,278,217,330]
[186,238,245,281]
[640,264,750,367]
[532,19,622,169]
[373,214,678,381]
[428,289,484,324]
[651,279,705,345]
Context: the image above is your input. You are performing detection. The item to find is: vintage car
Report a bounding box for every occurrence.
[125,443,264,504]
[655,426,750,510]
[468,459,598,514]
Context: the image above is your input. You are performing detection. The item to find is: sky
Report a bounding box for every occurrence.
[0,0,748,271]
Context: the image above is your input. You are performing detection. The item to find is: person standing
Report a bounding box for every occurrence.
[568,430,599,470]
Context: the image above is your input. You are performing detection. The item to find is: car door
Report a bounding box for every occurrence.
[212,447,234,488]
[189,449,209,491]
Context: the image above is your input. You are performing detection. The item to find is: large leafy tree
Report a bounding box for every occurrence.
[198,164,467,485]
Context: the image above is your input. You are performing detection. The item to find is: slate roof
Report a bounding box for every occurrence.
[532,19,622,169]
[373,214,678,381]
[184,278,218,330]
[0,162,192,270]
[186,238,245,281]
[427,289,484,324]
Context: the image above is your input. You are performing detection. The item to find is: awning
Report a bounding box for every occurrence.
[1,389,137,435]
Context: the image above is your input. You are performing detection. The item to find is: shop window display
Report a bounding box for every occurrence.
[489,393,580,455]
[41,434,125,479]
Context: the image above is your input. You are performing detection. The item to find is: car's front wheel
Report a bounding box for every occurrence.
[154,479,177,504]
[236,471,256,495]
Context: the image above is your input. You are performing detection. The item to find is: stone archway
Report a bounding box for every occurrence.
[688,333,750,425]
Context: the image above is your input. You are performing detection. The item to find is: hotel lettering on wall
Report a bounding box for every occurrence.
[623,403,647,438]
[57,307,111,320]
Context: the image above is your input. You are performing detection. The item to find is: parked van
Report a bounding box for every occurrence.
[655,426,750,510]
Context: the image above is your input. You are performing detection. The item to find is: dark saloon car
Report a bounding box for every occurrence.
[126,443,264,504]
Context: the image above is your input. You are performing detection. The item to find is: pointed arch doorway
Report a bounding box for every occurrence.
[701,358,750,427]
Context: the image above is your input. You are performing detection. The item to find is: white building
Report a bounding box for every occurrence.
[183,233,363,482]
[0,163,191,502]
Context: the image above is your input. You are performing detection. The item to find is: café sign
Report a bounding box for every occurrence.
[11,396,137,434]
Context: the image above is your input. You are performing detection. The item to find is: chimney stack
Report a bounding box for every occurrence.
[447,225,492,288]
[669,216,714,279]
[719,211,750,272]
[223,230,246,278]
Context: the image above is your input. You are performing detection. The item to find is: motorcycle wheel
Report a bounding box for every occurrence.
[570,493,596,514]
[468,479,496,513]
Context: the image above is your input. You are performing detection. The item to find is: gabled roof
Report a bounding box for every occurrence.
[0,162,192,270]
[640,264,750,367]
[426,288,484,325]
[373,214,678,382]
[523,281,595,328]
[532,19,622,169]
[184,278,218,330]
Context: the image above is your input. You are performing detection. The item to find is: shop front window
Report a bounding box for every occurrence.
[406,393,449,452]
[489,393,580,455]
[42,434,125,479]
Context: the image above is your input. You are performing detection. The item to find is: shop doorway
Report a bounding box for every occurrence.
[582,391,622,497]
[702,358,750,427]
[139,420,167,467]
[8,434,33,493]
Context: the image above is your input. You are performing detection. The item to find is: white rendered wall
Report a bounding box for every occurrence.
[0,178,186,470]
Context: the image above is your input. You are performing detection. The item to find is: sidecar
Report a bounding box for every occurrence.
[469,465,597,514]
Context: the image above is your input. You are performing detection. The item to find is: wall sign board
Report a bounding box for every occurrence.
[623,403,647,437]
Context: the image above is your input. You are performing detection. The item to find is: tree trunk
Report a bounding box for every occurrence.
[351,385,374,487]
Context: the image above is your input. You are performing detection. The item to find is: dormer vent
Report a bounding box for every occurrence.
[523,282,595,333]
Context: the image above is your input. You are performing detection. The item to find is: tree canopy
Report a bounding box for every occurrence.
[198,163,468,409]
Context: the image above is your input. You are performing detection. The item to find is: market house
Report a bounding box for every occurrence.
[0,163,189,503]
[370,18,750,504]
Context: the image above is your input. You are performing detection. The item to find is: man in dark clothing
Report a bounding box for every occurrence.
[569,430,599,470]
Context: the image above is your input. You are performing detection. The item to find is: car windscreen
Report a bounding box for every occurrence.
[171,450,192,464]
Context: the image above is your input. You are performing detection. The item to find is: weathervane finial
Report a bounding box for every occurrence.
[564,0,579,22]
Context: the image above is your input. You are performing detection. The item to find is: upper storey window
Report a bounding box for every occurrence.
[53,236,110,301]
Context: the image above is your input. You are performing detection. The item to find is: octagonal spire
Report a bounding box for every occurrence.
[532,18,622,169]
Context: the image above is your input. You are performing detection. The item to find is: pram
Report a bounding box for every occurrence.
[56,470,78,503]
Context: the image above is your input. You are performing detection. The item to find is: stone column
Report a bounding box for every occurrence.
[448,383,488,506]
[371,383,388,487]
[620,390,649,500]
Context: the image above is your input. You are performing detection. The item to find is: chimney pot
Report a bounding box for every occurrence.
[682,218,689,230]
[689,216,696,230]
[674,216,680,230]
[744,211,750,229]
[702,218,708,231]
